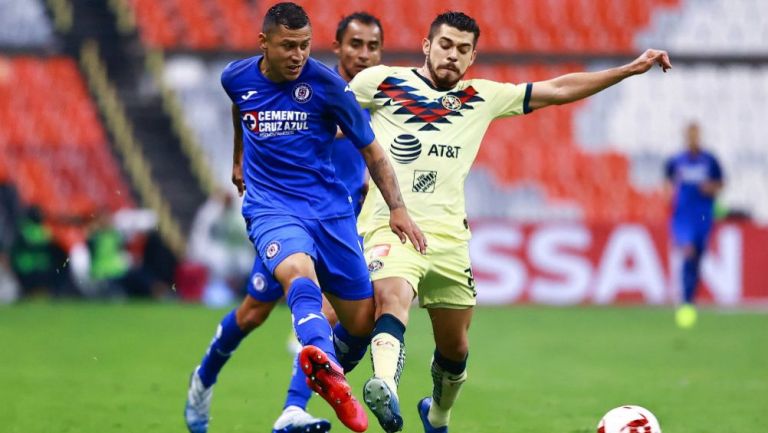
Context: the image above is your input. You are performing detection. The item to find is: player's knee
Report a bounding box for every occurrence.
[448,343,470,361]
[375,285,412,313]
[274,254,317,287]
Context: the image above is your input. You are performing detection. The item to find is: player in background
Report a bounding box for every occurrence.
[183,4,424,433]
[665,122,723,329]
[349,11,672,433]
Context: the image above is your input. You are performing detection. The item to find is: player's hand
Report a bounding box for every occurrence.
[629,49,672,74]
[389,207,427,254]
[232,163,245,197]
[699,181,721,197]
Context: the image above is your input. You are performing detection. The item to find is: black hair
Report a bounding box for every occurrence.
[428,11,480,46]
[262,2,310,34]
[335,12,384,44]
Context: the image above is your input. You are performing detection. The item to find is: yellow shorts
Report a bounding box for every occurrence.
[363,226,476,309]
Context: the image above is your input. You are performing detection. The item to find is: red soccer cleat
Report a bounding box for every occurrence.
[299,345,368,432]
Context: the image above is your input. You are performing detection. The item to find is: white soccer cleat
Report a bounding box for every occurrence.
[272,406,331,433]
[363,377,403,433]
[184,366,213,433]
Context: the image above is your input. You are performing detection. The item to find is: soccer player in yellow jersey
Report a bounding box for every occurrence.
[349,11,672,433]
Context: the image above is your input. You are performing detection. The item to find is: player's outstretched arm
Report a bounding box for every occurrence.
[359,140,427,254]
[528,49,672,111]
[230,104,245,197]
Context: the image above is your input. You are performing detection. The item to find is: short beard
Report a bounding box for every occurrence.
[426,53,463,89]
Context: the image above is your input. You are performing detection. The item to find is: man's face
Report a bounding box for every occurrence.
[334,20,382,80]
[423,24,476,89]
[259,25,312,81]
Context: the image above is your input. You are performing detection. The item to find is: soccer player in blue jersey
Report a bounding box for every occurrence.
[182,4,419,433]
[271,12,385,433]
[665,122,723,329]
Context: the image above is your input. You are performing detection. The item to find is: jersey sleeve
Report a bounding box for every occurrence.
[325,75,376,149]
[349,65,390,110]
[479,79,533,119]
[709,155,724,182]
[664,157,675,181]
[219,60,241,103]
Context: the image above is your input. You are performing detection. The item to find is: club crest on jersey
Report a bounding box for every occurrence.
[292,83,313,103]
[265,241,281,259]
[251,273,267,292]
[390,134,422,164]
[412,170,437,193]
[441,95,462,111]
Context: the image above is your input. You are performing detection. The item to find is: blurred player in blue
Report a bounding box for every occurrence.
[183,4,424,433]
[665,122,724,328]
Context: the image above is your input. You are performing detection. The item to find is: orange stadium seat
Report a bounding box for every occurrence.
[0,56,135,247]
[125,0,680,52]
[462,64,665,223]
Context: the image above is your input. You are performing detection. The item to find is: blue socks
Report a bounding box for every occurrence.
[333,323,369,373]
[682,253,702,304]
[198,309,246,388]
[287,277,338,365]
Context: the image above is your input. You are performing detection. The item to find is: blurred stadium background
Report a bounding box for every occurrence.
[0,1,767,432]
[1,0,767,306]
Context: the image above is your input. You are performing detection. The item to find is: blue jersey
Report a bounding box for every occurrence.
[665,150,723,223]
[331,110,369,217]
[221,56,375,220]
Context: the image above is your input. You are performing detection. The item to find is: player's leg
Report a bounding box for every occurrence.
[186,296,276,433]
[672,219,698,328]
[272,217,367,432]
[356,228,427,432]
[416,241,476,433]
[418,307,473,433]
[274,296,336,433]
[185,259,282,433]
[361,276,412,432]
[324,292,372,373]
[283,296,337,404]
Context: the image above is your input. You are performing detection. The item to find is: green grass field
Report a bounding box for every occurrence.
[1,303,765,433]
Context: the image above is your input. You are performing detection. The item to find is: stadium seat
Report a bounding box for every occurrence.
[0,56,135,248]
[126,0,682,53]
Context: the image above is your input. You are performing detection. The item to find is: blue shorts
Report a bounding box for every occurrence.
[246,214,371,301]
[671,219,712,252]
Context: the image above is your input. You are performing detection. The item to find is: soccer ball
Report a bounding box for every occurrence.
[597,405,662,433]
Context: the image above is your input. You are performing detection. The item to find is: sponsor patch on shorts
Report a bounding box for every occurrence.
[251,273,267,292]
[371,244,391,257]
[368,259,384,273]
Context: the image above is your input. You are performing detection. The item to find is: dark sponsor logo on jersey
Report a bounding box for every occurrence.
[251,273,267,292]
[428,144,461,159]
[368,259,384,273]
[390,134,422,164]
[265,241,281,259]
[242,110,309,137]
[292,83,313,103]
[412,170,437,193]
[374,76,484,131]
